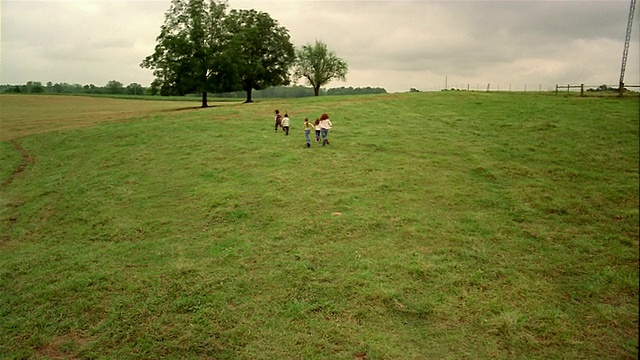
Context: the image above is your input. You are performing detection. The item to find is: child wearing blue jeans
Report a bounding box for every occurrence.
[319,113,332,146]
[303,118,313,147]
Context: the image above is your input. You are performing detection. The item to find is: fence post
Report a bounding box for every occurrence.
[486,83,490,92]
[555,84,558,95]
[567,84,570,94]
[580,84,584,97]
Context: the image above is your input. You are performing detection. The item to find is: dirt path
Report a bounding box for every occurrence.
[2,140,35,187]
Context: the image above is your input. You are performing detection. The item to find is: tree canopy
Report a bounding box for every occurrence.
[226,9,295,103]
[141,0,232,107]
[293,41,348,96]
[141,0,295,106]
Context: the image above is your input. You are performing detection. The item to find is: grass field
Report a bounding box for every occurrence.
[0,93,638,359]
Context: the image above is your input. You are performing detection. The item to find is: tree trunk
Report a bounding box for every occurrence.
[314,85,320,96]
[244,88,253,103]
[201,92,208,108]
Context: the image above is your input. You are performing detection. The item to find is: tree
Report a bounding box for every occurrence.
[225,9,295,103]
[52,83,65,93]
[141,0,236,107]
[84,84,100,94]
[293,41,348,96]
[106,80,124,94]
[26,81,44,93]
[127,83,144,95]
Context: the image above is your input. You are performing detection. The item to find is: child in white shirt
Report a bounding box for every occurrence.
[319,113,332,146]
[281,114,290,136]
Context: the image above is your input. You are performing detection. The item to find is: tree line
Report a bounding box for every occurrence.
[1,81,144,95]
[214,85,387,98]
[0,81,386,98]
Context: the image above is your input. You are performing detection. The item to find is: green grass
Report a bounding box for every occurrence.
[1,92,638,359]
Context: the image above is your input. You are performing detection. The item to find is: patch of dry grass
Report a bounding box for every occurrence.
[0,95,202,140]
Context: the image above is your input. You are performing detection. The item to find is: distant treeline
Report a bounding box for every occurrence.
[1,81,386,98]
[1,81,145,95]
[586,84,626,92]
[213,85,387,98]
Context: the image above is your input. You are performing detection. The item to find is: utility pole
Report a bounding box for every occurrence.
[619,0,636,97]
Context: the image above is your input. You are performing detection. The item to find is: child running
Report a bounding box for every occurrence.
[313,118,321,143]
[274,109,282,133]
[303,118,313,148]
[282,113,290,135]
[319,113,332,146]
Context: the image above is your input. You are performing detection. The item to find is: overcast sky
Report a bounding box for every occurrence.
[1,0,638,92]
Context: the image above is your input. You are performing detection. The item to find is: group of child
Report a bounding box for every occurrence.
[274,110,333,148]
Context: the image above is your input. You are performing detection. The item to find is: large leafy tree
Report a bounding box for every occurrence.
[141,0,236,107]
[293,41,348,96]
[226,9,295,103]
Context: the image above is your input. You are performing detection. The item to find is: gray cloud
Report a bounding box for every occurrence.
[1,0,638,92]
[246,0,638,91]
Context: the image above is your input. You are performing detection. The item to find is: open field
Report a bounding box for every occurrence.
[1,93,638,359]
[0,95,236,141]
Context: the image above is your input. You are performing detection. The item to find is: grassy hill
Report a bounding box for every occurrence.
[1,92,638,359]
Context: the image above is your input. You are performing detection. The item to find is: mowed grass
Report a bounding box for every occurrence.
[0,94,225,140]
[0,92,638,359]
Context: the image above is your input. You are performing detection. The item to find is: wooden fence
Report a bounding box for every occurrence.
[555,84,586,96]
[556,83,640,97]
